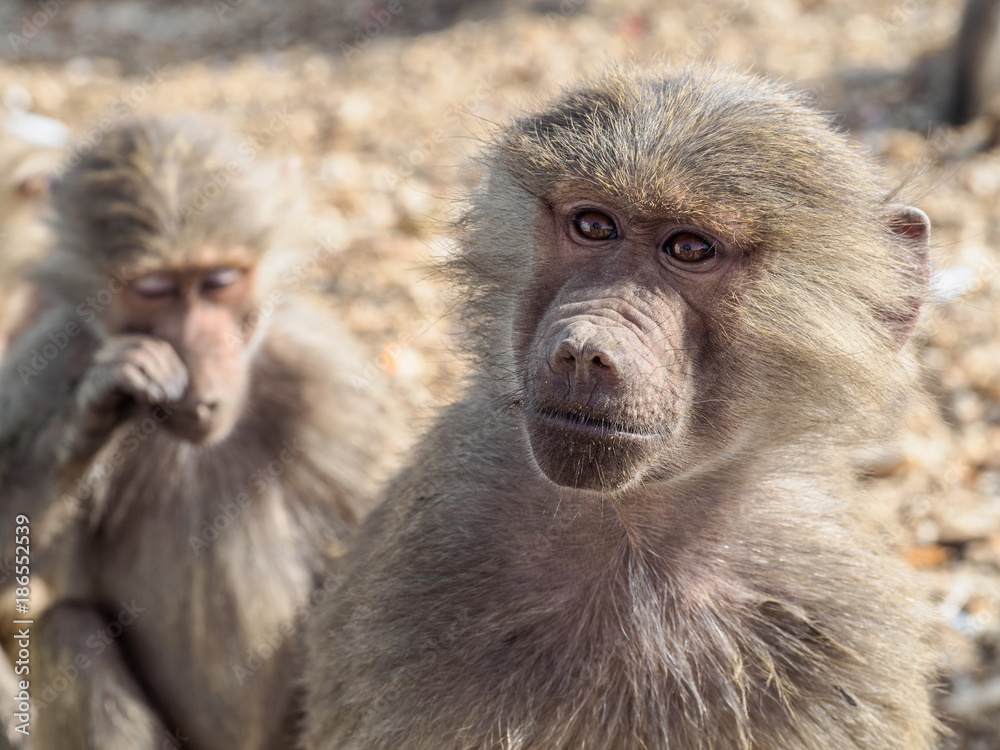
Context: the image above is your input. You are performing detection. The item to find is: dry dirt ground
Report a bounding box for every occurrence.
[0,0,998,746]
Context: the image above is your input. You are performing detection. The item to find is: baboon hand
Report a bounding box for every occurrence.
[76,335,189,415]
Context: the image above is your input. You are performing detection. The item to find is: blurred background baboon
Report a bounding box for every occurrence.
[0,116,408,748]
[0,123,59,357]
[302,64,938,750]
[0,0,999,747]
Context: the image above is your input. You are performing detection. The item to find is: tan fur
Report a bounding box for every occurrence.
[303,64,940,750]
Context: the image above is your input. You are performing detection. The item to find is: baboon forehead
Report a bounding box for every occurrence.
[54,118,276,263]
[498,66,880,225]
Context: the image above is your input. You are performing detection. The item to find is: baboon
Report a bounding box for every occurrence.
[0,131,58,356]
[303,64,940,750]
[0,116,404,749]
[950,0,1000,127]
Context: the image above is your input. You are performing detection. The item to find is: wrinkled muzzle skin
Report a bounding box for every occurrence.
[517,270,696,494]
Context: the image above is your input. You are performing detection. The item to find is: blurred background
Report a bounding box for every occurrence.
[0,0,998,746]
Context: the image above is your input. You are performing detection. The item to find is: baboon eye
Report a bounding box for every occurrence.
[202,267,244,292]
[133,273,176,298]
[664,232,715,263]
[574,211,618,241]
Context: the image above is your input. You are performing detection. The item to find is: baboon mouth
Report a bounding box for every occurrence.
[524,406,663,491]
[530,407,658,440]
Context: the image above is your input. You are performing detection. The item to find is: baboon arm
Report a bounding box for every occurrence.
[0,319,185,509]
[0,313,103,482]
[0,316,105,562]
[32,603,170,750]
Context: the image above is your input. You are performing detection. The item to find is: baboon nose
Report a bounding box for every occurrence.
[549,327,620,383]
[195,401,219,424]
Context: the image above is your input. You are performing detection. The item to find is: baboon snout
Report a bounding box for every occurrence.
[193,399,219,424]
[166,393,225,442]
[548,323,622,387]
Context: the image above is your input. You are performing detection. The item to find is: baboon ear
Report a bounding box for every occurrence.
[884,205,931,347]
[887,205,930,246]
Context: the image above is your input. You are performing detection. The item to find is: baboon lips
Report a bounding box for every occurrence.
[524,405,662,492]
[529,407,657,441]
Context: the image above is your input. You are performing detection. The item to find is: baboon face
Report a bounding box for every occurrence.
[46,118,292,448]
[485,71,930,496]
[109,257,260,445]
[514,192,742,493]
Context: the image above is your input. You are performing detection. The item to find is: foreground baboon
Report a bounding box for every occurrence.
[0,117,403,749]
[303,65,939,750]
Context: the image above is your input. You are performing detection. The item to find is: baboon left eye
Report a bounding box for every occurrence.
[663,233,716,263]
[574,211,618,241]
[202,267,244,291]
[133,273,176,298]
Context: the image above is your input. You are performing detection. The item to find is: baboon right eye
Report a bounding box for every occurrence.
[573,211,618,241]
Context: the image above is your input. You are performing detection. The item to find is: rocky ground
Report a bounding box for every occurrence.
[0,0,998,746]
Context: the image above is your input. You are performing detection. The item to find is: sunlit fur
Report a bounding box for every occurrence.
[303,65,938,750]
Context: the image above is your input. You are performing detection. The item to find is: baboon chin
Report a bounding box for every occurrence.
[523,410,668,492]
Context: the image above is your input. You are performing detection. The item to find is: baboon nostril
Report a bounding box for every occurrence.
[548,330,620,382]
[551,340,581,371]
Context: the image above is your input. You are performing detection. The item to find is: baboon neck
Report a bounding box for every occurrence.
[535,450,846,575]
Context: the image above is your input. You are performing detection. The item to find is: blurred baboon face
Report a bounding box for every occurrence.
[110,258,260,445]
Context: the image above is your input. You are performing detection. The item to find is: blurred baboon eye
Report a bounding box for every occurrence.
[202,267,244,292]
[133,273,176,298]
[574,211,618,241]
[664,232,716,263]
